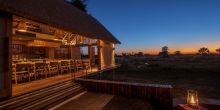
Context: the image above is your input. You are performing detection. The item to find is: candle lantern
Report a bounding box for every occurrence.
[187,90,199,108]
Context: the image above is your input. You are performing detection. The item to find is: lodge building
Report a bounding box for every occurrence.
[0,1,173,110]
[0,0,120,98]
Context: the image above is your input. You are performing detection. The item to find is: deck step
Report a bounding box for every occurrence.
[0,81,73,107]
[0,81,86,110]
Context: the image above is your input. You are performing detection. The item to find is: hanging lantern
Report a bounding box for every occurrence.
[17,21,27,32]
[78,36,83,44]
[187,90,199,108]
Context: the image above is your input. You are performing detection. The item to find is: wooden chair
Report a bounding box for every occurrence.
[13,63,29,84]
[69,60,76,73]
[35,62,48,79]
[75,59,83,73]
[12,64,20,84]
[59,60,69,74]
[69,60,76,80]
[83,59,92,72]
[49,61,59,76]
[28,63,36,80]
[82,59,92,78]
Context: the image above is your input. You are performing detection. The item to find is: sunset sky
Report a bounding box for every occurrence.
[87,0,220,54]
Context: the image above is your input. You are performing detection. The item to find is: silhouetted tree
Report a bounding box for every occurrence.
[122,53,127,57]
[135,52,144,56]
[162,46,168,52]
[198,47,210,55]
[68,0,87,13]
[174,51,181,55]
[159,46,169,58]
[115,53,118,57]
[216,48,220,54]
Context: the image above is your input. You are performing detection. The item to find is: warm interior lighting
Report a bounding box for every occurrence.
[61,33,77,46]
[190,95,196,104]
[17,29,27,32]
[16,20,28,33]
[187,90,199,108]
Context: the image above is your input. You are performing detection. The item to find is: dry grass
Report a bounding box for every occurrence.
[89,56,220,99]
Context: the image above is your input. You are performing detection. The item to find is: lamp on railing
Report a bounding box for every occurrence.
[187,90,199,108]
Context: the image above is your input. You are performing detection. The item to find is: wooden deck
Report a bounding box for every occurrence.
[12,65,120,96]
[12,67,99,96]
[55,92,154,110]
[76,78,173,110]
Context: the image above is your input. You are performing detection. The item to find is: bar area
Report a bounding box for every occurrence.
[0,0,119,98]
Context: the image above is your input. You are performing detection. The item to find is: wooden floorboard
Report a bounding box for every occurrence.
[12,67,98,96]
[56,92,154,110]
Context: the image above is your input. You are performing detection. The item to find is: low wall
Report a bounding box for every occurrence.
[76,78,173,110]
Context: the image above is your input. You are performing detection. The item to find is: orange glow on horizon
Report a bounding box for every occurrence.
[116,42,220,55]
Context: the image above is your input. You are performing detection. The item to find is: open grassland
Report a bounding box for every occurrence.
[90,56,220,99]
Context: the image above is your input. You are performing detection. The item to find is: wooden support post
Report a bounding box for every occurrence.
[97,40,102,71]
[86,68,88,79]
[88,45,92,59]
[99,72,101,80]
[71,68,74,82]
[112,68,115,81]
[74,71,75,80]
[88,45,92,72]
[0,11,12,99]
[70,46,81,59]
[46,47,55,59]
[68,47,71,59]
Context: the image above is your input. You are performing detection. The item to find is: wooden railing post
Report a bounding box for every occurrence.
[97,40,102,71]
[112,68,115,81]
[0,11,12,99]
[85,67,88,79]
[98,72,101,80]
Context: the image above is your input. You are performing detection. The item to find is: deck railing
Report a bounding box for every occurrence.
[76,78,173,110]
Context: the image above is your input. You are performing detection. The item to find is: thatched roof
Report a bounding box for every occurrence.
[0,0,120,44]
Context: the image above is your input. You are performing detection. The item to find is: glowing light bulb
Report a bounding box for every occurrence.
[190,95,196,105]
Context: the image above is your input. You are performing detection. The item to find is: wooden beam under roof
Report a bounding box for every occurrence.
[13,16,98,47]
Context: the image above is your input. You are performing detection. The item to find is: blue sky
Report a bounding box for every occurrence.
[86,0,220,54]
